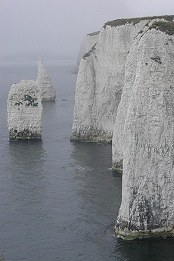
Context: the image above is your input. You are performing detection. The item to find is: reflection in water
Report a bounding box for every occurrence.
[0,141,47,261]
[71,142,112,169]
[8,141,45,172]
[70,142,122,261]
[8,141,46,202]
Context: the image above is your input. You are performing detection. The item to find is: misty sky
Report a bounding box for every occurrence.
[1,0,174,62]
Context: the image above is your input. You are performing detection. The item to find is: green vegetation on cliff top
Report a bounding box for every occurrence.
[104,15,174,28]
[150,21,174,35]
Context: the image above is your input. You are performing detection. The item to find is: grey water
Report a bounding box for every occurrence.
[0,62,174,261]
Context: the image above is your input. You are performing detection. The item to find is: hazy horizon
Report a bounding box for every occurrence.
[1,0,174,63]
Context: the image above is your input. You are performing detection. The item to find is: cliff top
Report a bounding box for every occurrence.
[104,15,174,28]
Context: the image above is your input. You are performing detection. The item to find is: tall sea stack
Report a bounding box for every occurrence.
[37,59,56,102]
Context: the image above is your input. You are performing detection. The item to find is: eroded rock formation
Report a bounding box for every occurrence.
[37,59,56,101]
[7,80,42,141]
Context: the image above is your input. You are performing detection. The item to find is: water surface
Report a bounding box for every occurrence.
[0,62,174,261]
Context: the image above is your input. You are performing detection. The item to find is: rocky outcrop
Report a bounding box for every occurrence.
[37,59,56,101]
[7,80,42,141]
[115,23,174,239]
[71,16,174,142]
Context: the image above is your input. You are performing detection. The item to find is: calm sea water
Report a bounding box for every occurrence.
[0,62,174,261]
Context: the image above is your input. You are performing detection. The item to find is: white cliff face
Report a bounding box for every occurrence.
[7,80,42,141]
[116,27,174,239]
[112,18,165,171]
[71,19,156,142]
[37,59,56,101]
[112,36,140,171]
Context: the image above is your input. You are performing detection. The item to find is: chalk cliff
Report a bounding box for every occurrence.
[115,23,174,239]
[37,59,56,101]
[7,80,42,141]
[71,16,174,142]
[112,34,141,171]
[112,18,165,171]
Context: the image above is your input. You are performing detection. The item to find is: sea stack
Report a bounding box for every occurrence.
[115,22,174,239]
[37,59,56,101]
[7,80,42,141]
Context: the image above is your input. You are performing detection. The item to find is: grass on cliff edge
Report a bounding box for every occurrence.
[104,15,174,28]
[150,21,174,35]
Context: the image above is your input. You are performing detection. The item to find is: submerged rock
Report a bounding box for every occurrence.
[7,80,42,141]
[72,15,174,143]
[37,59,56,101]
[115,24,174,239]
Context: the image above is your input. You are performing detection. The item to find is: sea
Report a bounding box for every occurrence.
[0,61,174,261]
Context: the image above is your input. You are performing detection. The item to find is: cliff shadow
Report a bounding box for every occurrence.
[114,237,174,261]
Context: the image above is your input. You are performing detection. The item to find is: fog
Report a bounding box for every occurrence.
[1,0,174,63]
